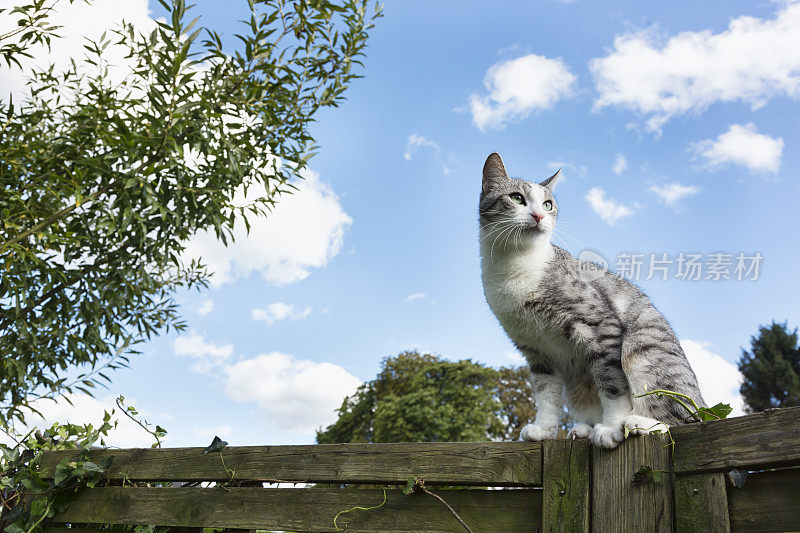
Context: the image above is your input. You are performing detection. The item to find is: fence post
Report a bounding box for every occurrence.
[674,472,730,532]
[542,439,591,532]
[591,434,673,532]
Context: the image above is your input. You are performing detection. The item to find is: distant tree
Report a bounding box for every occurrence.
[738,321,800,412]
[0,0,381,426]
[316,351,568,444]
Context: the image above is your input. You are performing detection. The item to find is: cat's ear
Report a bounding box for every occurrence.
[540,169,562,192]
[482,152,509,193]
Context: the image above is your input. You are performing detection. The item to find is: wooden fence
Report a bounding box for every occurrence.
[39,406,800,532]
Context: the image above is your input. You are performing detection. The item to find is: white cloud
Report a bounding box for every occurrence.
[403,133,453,175]
[0,0,156,103]
[183,169,352,287]
[192,425,232,439]
[649,183,699,208]
[173,331,233,373]
[505,350,526,365]
[252,302,312,325]
[197,299,214,316]
[546,161,587,180]
[223,352,361,433]
[404,134,439,161]
[405,292,426,303]
[691,123,784,174]
[12,394,164,448]
[590,3,800,131]
[681,339,745,416]
[469,53,576,130]
[612,153,628,175]
[585,187,635,225]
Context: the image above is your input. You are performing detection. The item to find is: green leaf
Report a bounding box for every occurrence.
[698,402,733,421]
[632,465,664,485]
[81,461,105,473]
[5,522,26,533]
[201,435,228,454]
[402,476,416,495]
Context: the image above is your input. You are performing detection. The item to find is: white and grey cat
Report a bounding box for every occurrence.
[479,153,705,448]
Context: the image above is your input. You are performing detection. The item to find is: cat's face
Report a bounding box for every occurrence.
[479,153,561,245]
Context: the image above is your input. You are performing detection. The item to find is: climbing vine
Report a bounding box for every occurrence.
[0,413,117,533]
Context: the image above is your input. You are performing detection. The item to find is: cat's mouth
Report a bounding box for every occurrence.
[520,222,547,233]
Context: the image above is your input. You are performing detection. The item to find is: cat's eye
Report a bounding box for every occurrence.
[542,200,554,211]
[509,193,526,205]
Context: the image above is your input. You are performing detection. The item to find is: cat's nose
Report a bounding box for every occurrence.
[531,212,545,223]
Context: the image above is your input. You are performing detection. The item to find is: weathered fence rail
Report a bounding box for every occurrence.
[39,406,800,532]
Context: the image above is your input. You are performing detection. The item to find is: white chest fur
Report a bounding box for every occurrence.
[480,239,582,374]
[480,240,552,340]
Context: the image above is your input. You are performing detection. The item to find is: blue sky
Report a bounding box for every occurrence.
[10,0,800,446]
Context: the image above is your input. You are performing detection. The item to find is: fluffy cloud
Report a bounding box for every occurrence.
[223,352,361,433]
[197,299,214,316]
[252,302,312,325]
[585,187,635,225]
[691,123,784,174]
[590,3,800,131]
[173,331,233,373]
[546,161,587,180]
[183,170,352,287]
[469,53,576,130]
[505,350,526,365]
[404,134,439,161]
[405,292,426,302]
[649,183,699,209]
[612,153,628,175]
[0,0,156,102]
[681,339,745,416]
[192,425,232,439]
[11,394,163,448]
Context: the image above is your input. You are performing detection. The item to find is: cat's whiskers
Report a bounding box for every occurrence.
[550,231,573,254]
[553,227,585,251]
[490,223,518,264]
[500,223,519,251]
[480,224,515,247]
[480,218,517,243]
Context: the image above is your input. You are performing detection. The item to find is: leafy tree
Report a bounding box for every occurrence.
[316,351,550,443]
[0,0,381,426]
[739,321,800,412]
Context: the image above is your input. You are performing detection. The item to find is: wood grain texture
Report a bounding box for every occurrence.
[728,468,800,533]
[542,439,590,533]
[674,472,730,533]
[39,441,542,486]
[672,406,800,474]
[50,486,543,533]
[591,434,673,533]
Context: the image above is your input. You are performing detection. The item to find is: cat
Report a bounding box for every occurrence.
[479,152,705,448]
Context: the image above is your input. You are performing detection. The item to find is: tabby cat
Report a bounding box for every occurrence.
[479,153,705,448]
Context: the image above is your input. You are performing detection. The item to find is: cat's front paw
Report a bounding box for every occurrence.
[590,423,625,448]
[623,414,669,436]
[567,423,592,440]
[520,423,556,441]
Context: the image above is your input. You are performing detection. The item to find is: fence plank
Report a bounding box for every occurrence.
[591,434,673,533]
[50,486,542,533]
[674,472,730,532]
[44,529,101,533]
[728,468,800,533]
[672,406,800,474]
[542,439,590,533]
[40,441,542,486]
